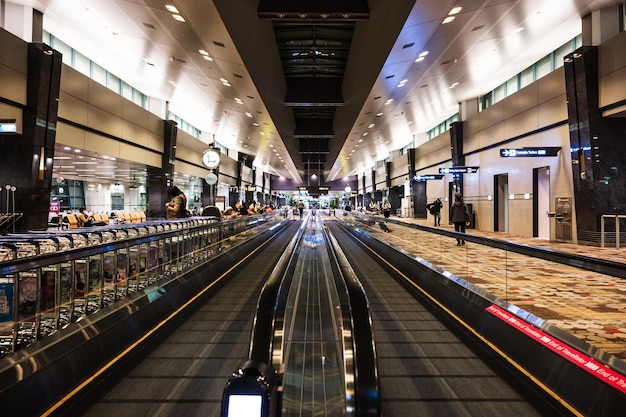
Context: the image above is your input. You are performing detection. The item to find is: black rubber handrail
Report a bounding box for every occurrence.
[325,222,381,417]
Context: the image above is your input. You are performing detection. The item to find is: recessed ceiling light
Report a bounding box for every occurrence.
[449,6,462,15]
[443,16,455,24]
[165,5,179,13]
[172,14,185,22]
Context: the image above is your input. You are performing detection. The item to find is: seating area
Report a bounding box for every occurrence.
[115,211,147,223]
[48,211,147,230]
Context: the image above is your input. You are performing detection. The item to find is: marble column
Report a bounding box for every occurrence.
[564,46,626,244]
[147,120,177,219]
[1,43,62,232]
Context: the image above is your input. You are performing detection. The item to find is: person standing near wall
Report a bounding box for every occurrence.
[165,185,188,219]
[449,193,470,245]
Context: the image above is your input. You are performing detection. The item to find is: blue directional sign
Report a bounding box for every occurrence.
[439,166,479,174]
[500,147,560,157]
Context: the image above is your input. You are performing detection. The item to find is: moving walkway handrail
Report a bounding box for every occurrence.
[325,220,381,417]
[249,217,306,366]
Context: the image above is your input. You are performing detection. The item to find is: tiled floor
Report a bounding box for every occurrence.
[336,214,626,362]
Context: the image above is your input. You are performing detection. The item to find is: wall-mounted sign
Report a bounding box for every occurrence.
[0,119,17,134]
[500,147,561,157]
[413,174,444,181]
[439,166,479,174]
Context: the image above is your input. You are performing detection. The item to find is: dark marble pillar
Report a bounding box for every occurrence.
[147,120,177,219]
[0,43,62,232]
[450,121,465,167]
[563,46,626,243]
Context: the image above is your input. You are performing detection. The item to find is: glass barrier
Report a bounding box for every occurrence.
[335,211,626,361]
[0,211,287,358]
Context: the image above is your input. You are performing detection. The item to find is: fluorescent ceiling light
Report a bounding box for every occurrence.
[449,7,463,15]
[443,16,455,24]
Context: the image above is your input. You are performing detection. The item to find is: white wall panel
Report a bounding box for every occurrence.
[504,107,539,140]
[56,123,85,148]
[87,104,124,138]
[537,96,568,126]
[0,29,27,74]
[88,80,124,118]
[60,66,89,102]
[600,67,626,108]
[58,91,88,124]
[0,64,26,104]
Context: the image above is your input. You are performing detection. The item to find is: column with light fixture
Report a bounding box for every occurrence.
[0,42,62,232]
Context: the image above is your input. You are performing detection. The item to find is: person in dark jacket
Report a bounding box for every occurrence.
[449,193,470,245]
[426,198,443,226]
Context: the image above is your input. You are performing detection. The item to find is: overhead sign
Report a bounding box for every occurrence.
[500,147,561,157]
[298,186,331,194]
[413,174,444,181]
[439,166,479,174]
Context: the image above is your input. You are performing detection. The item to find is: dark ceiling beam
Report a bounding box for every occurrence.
[298,139,330,153]
[294,119,334,138]
[285,78,344,106]
[258,0,369,21]
[328,0,417,170]
[214,0,302,179]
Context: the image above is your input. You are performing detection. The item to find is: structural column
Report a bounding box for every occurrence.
[564,45,626,244]
[147,120,177,219]
[0,43,62,232]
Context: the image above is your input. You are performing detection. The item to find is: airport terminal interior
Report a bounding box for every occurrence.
[1,1,626,416]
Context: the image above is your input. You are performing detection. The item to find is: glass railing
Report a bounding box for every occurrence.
[335,211,626,365]
[0,211,285,358]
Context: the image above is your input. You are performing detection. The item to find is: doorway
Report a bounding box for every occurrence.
[494,174,508,232]
[534,167,550,239]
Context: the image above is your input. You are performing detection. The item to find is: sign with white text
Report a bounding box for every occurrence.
[500,147,560,157]
[439,166,479,174]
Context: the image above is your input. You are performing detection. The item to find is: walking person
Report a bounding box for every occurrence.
[297,201,304,218]
[449,193,470,246]
[382,199,392,221]
[426,198,443,226]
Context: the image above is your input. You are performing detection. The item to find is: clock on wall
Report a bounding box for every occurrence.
[201,148,221,169]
